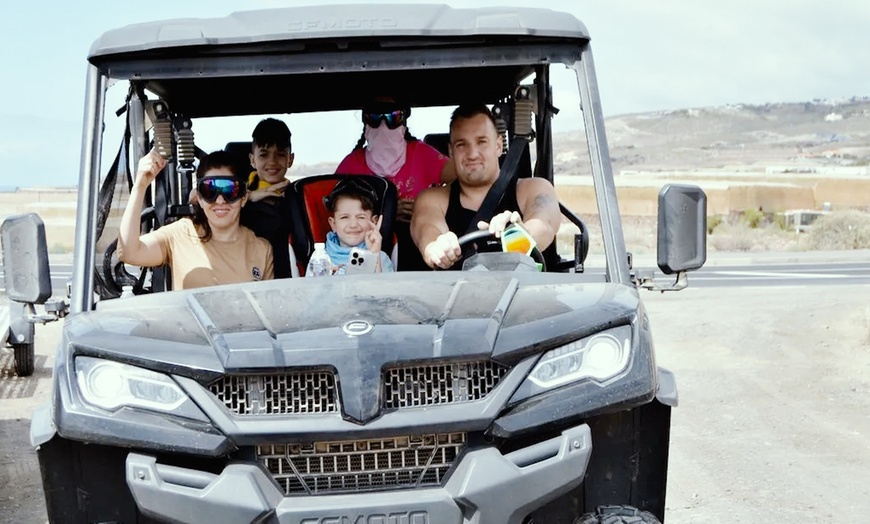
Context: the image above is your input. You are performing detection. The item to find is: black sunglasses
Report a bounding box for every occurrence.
[362,109,408,130]
[197,176,246,204]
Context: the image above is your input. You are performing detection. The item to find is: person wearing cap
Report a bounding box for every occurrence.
[119,149,274,290]
[336,97,456,270]
[310,178,395,276]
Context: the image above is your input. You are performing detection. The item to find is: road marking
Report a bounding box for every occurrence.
[708,270,848,279]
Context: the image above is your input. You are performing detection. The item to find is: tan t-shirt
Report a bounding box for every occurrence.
[150,219,274,290]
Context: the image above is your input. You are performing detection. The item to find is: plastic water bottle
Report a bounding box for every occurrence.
[306,242,331,277]
[120,285,135,298]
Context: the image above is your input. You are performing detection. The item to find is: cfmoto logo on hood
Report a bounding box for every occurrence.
[342,320,373,336]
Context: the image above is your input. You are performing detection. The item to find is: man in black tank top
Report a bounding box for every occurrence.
[411,104,562,270]
[442,177,523,258]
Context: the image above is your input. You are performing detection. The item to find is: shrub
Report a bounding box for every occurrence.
[772,212,787,231]
[707,221,798,252]
[801,210,870,250]
[741,208,765,229]
[707,215,723,234]
[707,222,755,251]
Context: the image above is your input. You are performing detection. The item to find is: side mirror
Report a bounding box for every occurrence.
[657,184,707,275]
[1,213,52,304]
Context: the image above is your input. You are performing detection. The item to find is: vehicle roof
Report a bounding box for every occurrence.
[87,4,590,118]
[89,4,589,59]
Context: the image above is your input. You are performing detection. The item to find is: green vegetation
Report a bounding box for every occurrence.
[772,212,787,231]
[741,208,764,229]
[707,215,723,235]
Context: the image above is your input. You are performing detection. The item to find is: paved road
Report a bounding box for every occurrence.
[677,261,870,287]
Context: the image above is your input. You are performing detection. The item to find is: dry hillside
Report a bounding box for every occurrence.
[556,96,870,176]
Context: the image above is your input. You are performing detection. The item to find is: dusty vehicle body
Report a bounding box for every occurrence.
[1,4,707,523]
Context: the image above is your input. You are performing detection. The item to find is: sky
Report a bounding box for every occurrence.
[1,0,868,187]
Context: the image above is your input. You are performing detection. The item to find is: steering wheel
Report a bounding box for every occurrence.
[454,229,546,271]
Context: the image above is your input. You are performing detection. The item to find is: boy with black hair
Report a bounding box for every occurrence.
[311,178,394,276]
[247,117,294,200]
[240,117,295,277]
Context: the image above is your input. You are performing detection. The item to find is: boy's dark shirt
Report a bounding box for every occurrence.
[241,195,293,278]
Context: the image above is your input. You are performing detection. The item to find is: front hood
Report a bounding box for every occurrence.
[68,273,639,422]
[72,273,640,368]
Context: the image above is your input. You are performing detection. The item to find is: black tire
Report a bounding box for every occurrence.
[12,342,34,377]
[38,436,157,523]
[574,505,661,524]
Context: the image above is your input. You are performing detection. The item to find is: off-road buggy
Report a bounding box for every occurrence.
[1,4,706,523]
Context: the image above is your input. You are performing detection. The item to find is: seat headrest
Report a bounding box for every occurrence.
[224,141,252,159]
[423,133,450,157]
[289,174,398,261]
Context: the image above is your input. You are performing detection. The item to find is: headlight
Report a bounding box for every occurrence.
[75,356,187,412]
[527,326,631,389]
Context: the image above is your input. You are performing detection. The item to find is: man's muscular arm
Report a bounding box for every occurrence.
[516,178,561,250]
[410,187,461,269]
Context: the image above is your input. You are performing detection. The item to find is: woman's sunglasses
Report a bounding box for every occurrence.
[197,176,246,204]
[362,109,408,130]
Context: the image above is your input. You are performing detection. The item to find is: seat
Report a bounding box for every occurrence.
[224,141,252,161]
[423,133,450,157]
[289,174,398,268]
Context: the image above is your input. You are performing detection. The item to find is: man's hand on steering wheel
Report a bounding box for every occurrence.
[477,210,522,239]
[424,231,462,269]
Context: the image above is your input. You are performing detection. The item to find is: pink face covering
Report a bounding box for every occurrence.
[364,123,407,178]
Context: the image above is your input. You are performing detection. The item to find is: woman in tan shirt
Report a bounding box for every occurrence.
[118,149,274,290]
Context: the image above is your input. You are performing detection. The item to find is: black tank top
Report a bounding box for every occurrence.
[443,178,559,270]
[443,178,521,267]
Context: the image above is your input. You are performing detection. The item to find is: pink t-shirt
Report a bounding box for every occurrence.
[335,140,447,199]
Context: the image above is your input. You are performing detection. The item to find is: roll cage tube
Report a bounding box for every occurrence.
[533,63,555,183]
[71,64,107,314]
[130,86,171,293]
[572,48,630,284]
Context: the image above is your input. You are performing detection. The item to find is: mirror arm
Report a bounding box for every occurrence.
[21,299,69,324]
[635,269,689,292]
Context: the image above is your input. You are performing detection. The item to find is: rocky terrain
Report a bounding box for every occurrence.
[553,96,870,177]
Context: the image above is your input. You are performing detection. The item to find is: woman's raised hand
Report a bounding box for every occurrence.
[136,148,168,189]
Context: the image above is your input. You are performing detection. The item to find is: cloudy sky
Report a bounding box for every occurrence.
[1,0,868,186]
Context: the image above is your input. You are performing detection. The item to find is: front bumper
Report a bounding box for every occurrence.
[127,423,592,524]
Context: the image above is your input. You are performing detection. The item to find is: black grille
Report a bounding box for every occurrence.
[383,360,508,409]
[209,360,507,415]
[258,433,466,495]
[208,372,338,415]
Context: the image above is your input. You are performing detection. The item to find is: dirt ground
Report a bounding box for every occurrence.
[2,283,870,522]
[0,315,58,524]
[646,284,870,522]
